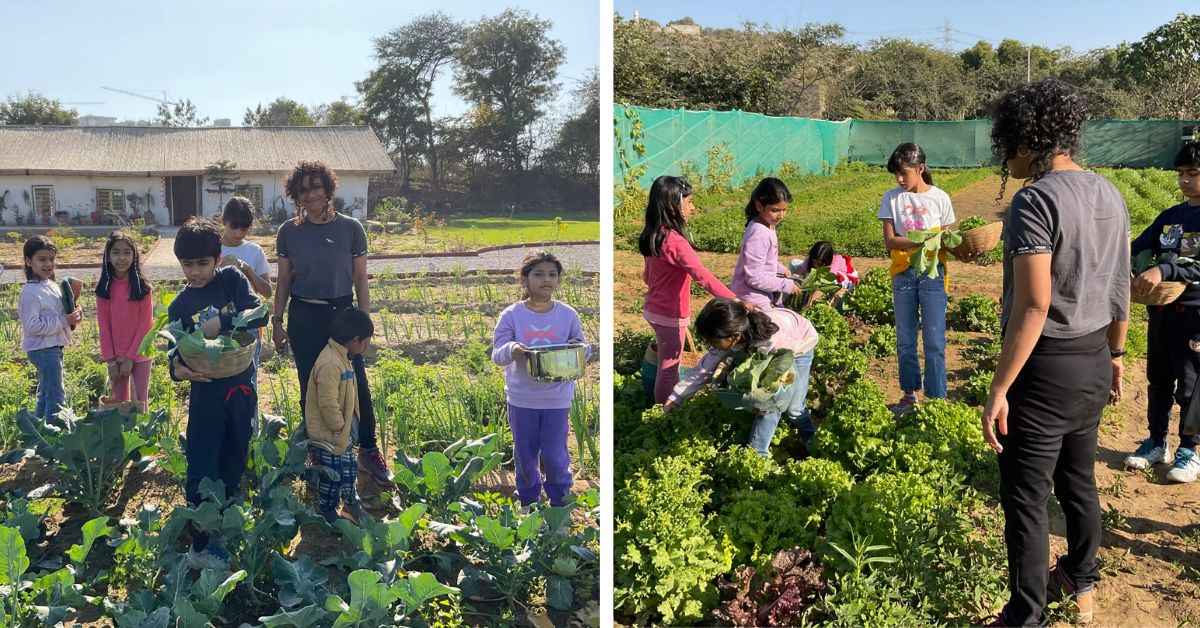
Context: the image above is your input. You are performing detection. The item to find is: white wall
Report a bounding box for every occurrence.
[199,172,369,220]
[0,175,168,225]
[0,172,370,227]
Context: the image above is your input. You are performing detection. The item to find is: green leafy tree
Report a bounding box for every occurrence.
[541,70,599,191]
[156,99,209,127]
[0,92,78,125]
[204,160,240,212]
[313,99,364,126]
[359,12,462,191]
[1120,13,1200,118]
[243,98,315,126]
[453,8,565,173]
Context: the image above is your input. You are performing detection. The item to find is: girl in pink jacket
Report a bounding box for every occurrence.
[640,175,737,404]
[95,231,154,412]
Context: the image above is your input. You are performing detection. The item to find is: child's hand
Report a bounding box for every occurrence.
[66,308,83,326]
[200,316,221,339]
[120,357,133,377]
[663,399,678,413]
[512,344,527,357]
[174,361,212,383]
[220,255,239,268]
[1133,267,1163,293]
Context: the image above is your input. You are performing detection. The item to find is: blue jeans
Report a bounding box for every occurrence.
[28,347,64,421]
[749,350,815,456]
[893,266,948,398]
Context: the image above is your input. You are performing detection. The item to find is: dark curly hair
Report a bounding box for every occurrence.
[695,298,779,351]
[990,78,1087,200]
[284,160,339,224]
[1175,141,1200,169]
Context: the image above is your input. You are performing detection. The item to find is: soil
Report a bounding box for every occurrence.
[615,175,1200,626]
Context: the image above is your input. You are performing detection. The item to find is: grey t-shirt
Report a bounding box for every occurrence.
[1001,170,1130,338]
[276,213,368,299]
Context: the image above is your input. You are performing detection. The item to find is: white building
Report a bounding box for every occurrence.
[0,126,394,226]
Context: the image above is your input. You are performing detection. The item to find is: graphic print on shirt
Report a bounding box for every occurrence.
[524,323,560,346]
[900,197,931,233]
[1182,232,1200,258]
[1161,224,1184,250]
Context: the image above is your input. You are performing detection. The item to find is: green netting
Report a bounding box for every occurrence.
[615,105,1200,183]
[614,105,850,188]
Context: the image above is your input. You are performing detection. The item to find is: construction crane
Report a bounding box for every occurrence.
[101,86,176,105]
[62,101,105,105]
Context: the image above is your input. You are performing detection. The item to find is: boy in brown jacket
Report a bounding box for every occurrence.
[306,307,373,524]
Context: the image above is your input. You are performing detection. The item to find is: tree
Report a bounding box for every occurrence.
[828,39,974,120]
[453,9,565,173]
[313,99,364,125]
[0,92,78,125]
[359,12,462,191]
[1120,13,1200,118]
[204,160,240,213]
[243,98,315,126]
[156,99,209,127]
[541,69,599,190]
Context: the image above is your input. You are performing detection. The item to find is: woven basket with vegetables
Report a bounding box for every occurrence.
[948,216,1003,259]
[714,348,797,413]
[141,296,268,379]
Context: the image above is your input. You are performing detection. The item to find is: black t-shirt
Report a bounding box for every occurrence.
[1001,170,1130,338]
[1130,201,1200,308]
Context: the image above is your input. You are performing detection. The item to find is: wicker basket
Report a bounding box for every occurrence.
[179,334,257,379]
[950,221,1004,259]
[1131,280,1187,306]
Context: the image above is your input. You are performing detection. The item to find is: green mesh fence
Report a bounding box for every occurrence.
[615,105,1200,184]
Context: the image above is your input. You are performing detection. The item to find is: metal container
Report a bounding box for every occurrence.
[524,343,587,382]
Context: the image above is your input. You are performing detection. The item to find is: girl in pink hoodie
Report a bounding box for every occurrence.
[640,176,737,404]
[730,178,799,309]
[95,231,154,412]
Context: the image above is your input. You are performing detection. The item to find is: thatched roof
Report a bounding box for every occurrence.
[0,125,396,176]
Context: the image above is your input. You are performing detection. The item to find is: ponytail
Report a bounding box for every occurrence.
[743,177,792,225]
[695,298,780,350]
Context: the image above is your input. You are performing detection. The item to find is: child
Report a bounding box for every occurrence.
[220,196,273,433]
[492,251,589,509]
[879,142,956,408]
[796,241,860,290]
[664,298,818,457]
[1126,140,1200,483]
[166,217,264,565]
[729,177,799,309]
[306,307,372,524]
[96,231,154,413]
[640,175,738,404]
[19,236,82,422]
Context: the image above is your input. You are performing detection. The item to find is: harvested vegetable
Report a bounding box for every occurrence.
[722,349,797,410]
[905,229,962,279]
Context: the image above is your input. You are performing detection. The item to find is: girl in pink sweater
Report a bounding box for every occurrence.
[639,175,738,404]
[95,231,154,412]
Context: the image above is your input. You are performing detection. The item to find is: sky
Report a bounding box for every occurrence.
[1,0,599,124]
[614,0,1196,52]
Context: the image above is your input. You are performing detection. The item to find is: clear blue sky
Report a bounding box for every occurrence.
[614,0,1196,52]
[1,0,598,123]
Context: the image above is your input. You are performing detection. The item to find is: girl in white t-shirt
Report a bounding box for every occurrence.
[878,143,956,409]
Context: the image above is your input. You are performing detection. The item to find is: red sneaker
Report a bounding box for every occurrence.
[357,447,395,489]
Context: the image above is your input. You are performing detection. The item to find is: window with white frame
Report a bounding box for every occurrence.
[96,189,126,215]
[32,186,54,218]
[234,184,264,215]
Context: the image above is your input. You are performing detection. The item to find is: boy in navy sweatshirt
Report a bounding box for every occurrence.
[167,217,265,564]
[1127,141,1200,483]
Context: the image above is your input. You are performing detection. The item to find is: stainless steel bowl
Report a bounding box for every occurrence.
[524,343,587,382]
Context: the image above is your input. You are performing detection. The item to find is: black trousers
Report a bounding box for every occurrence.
[998,328,1109,626]
[1146,305,1200,449]
[186,378,256,551]
[288,297,378,451]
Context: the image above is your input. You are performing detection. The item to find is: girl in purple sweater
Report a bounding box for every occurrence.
[730,178,798,310]
[492,252,589,509]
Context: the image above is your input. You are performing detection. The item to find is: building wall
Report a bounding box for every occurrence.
[0,172,370,226]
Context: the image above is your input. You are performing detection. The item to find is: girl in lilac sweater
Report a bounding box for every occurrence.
[730,178,798,309]
[95,231,154,412]
[19,236,82,422]
[492,252,589,508]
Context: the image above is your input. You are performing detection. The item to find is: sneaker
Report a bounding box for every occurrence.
[1167,448,1200,483]
[357,448,395,488]
[1124,438,1171,470]
[1048,564,1095,624]
[895,392,919,412]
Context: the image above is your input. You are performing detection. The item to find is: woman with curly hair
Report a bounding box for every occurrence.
[272,160,394,490]
[982,79,1129,626]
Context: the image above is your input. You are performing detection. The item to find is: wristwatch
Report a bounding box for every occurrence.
[271,313,285,325]
[1110,348,1126,358]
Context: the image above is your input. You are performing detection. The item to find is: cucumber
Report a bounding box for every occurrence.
[60,277,78,329]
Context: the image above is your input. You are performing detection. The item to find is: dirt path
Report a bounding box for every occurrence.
[950,173,1022,221]
[614,247,1200,626]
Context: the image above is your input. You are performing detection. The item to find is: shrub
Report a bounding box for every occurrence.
[614,329,655,376]
[615,454,733,624]
[948,294,1000,334]
[810,380,893,477]
[840,269,894,326]
[866,324,896,358]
